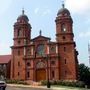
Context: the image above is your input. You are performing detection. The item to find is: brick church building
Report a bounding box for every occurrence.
[10,4,78,81]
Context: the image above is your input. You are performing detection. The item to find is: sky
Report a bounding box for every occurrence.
[0,0,90,66]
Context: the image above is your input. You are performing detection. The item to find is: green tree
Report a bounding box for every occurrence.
[79,64,90,86]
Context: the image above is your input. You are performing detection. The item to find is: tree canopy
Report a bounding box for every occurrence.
[79,63,90,85]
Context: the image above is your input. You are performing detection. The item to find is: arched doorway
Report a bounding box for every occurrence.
[36,69,46,81]
[36,61,46,81]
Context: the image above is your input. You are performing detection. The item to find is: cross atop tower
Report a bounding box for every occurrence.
[62,0,65,8]
[39,30,42,36]
[22,8,25,15]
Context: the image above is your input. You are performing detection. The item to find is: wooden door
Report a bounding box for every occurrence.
[36,69,46,81]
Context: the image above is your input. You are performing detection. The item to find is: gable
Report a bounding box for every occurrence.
[31,35,51,42]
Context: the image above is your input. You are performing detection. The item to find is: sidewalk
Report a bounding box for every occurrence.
[7,84,89,90]
[7,84,59,90]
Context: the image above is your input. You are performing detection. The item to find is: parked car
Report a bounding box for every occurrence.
[0,75,7,90]
[0,80,6,90]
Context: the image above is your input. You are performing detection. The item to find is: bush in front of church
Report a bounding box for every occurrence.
[41,80,85,88]
[6,79,28,85]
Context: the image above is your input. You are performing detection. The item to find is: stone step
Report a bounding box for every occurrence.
[25,80,41,86]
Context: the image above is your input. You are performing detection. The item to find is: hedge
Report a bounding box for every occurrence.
[41,80,85,88]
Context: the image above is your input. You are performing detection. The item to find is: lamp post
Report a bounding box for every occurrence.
[41,53,50,88]
[46,54,51,88]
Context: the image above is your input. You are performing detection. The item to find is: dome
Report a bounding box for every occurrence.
[17,9,29,22]
[57,4,70,16]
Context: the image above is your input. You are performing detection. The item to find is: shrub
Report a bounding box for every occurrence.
[41,80,85,88]
[6,79,28,85]
[40,80,47,85]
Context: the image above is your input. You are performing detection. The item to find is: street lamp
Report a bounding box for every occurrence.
[46,55,51,88]
[42,54,51,88]
[36,43,51,88]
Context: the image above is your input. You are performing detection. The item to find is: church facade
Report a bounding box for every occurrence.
[10,5,78,81]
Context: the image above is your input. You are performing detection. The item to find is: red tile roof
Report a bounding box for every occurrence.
[0,55,11,64]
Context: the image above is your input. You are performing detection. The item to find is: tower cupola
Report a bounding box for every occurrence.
[13,9,32,46]
[17,9,29,23]
[55,3,73,43]
[57,4,70,16]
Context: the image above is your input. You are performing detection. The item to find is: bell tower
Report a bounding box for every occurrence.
[13,9,31,46]
[55,4,78,80]
[11,10,32,80]
[56,4,73,43]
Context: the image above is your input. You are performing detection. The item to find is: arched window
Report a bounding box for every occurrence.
[52,71,55,78]
[51,61,55,65]
[18,72,20,76]
[62,36,66,40]
[18,40,21,44]
[27,49,31,56]
[18,62,20,66]
[50,46,56,53]
[65,59,66,64]
[65,70,67,76]
[37,44,44,56]
[64,47,66,52]
[17,30,20,36]
[61,24,66,32]
[17,29,22,37]
[27,62,31,66]
[18,50,20,55]
[36,62,46,69]
[27,71,30,78]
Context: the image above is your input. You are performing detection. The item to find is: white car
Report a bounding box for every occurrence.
[0,80,6,90]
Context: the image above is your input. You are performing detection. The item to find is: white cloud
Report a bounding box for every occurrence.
[65,0,90,14]
[34,8,39,14]
[42,9,51,16]
[34,8,51,16]
[79,31,90,38]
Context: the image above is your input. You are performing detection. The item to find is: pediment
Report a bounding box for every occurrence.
[31,35,51,42]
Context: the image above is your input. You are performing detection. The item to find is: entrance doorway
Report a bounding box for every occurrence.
[36,69,46,81]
